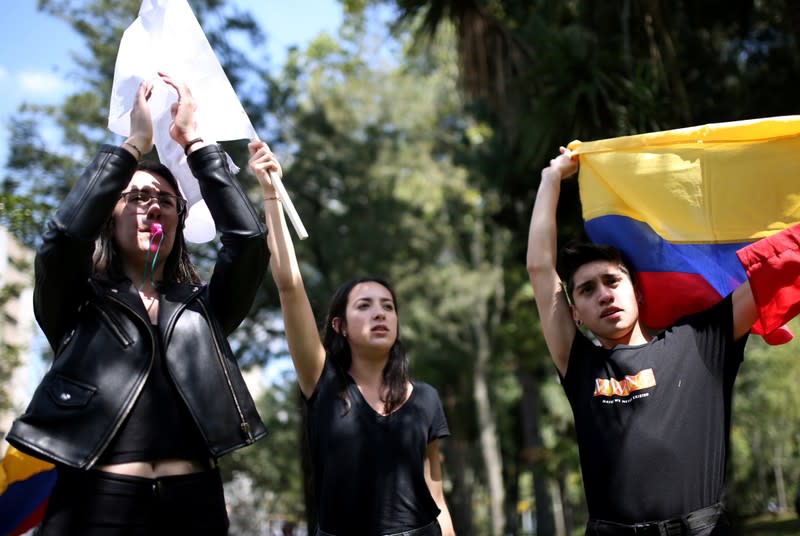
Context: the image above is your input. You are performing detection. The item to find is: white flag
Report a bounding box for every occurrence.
[108,0,257,243]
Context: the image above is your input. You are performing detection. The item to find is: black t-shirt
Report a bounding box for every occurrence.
[561,296,746,523]
[305,357,450,535]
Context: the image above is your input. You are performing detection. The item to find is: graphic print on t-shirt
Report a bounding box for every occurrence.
[593,368,656,397]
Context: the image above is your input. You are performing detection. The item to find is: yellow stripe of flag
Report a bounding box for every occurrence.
[0,447,54,494]
[567,116,800,244]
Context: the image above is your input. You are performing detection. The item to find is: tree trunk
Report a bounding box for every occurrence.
[558,468,575,536]
[518,368,556,535]
[470,212,506,536]
[504,460,520,536]
[473,335,505,536]
[443,384,475,536]
[643,0,692,124]
[445,437,475,536]
[774,442,787,512]
[551,479,566,536]
[752,431,767,507]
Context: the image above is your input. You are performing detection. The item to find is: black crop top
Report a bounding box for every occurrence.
[97,324,209,464]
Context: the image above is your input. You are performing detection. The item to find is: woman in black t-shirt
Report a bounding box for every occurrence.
[249,142,455,536]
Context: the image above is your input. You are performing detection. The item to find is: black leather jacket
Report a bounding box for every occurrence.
[7,144,268,469]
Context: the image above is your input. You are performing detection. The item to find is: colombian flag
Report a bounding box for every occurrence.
[568,116,800,343]
[0,446,56,535]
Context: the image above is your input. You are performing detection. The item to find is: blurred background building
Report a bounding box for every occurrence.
[0,227,42,440]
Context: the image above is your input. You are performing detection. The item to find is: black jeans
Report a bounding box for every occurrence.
[316,519,442,536]
[36,466,229,536]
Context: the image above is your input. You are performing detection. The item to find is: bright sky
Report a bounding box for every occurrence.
[0,0,343,167]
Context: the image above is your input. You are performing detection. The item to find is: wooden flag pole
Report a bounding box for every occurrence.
[254,135,308,240]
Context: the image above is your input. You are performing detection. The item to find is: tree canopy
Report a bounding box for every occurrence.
[4,1,800,534]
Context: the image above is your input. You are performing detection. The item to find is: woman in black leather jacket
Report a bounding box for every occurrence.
[7,76,275,535]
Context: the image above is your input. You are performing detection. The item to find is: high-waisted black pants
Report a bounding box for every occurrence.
[36,466,229,536]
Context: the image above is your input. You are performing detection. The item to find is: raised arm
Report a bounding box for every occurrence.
[731,281,757,342]
[161,74,267,333]
[526,148,579,376]
[34,81,154,350]
[248,141,325,398]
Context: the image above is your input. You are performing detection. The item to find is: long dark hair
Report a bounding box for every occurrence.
[321,276,410,415]
[92,160,201,285]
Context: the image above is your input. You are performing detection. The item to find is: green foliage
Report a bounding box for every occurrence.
[731,321,800,515]
[7,2,527,529]
[259,12,525,531]
[4,0,268,249]
[10,0,800,531]
[0,282,25,414]
[743,514,800,536]
[221,369,306,520]
[2,109,85,245]
[369,0,800,525]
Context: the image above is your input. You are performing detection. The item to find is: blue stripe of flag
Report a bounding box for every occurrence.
[585,215,749,297]
[0,469,56,535]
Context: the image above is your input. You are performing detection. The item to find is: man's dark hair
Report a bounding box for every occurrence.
[558,241,635,301]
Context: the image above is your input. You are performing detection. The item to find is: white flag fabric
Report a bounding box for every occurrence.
[108,0,258,243]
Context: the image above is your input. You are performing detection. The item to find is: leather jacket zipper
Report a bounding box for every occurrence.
[90,302,134,347]
[86,295,155,468]
[197,299,254,444]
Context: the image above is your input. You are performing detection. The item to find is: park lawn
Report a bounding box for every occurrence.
[741,514,800,535]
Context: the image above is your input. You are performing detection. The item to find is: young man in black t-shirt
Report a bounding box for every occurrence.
[525,148,764,535]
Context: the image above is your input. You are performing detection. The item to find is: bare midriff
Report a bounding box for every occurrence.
[94,458,207,478]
